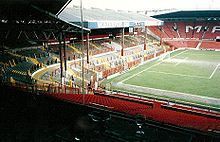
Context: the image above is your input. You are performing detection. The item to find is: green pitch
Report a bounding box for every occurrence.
[102,49,220,107]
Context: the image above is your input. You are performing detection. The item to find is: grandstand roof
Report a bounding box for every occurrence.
[0,0,70,18]
[152,10,220,21]
[59,7,163,29]
[0,0,91,48]
[0,0,89,32]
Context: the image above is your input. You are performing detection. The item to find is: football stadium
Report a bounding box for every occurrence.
[0,0,220,141]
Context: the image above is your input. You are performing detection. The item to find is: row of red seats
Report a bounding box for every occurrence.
[90,47,114,56]
[94,64,105,72]
[102,65,124,78]
[144,54,154,61]
[164,40,199,48]
[161,104,220,119]
[149,22,219,40]
[200,41,220,50]
[156,50,165,56]
[148,26,168,38]
[47,92,220,132]
[101,59,141,78]
[127,59,141,69]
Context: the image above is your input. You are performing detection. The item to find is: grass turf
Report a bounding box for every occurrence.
[103,49,220,100]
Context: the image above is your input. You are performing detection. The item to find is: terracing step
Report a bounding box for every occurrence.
[67,44,82,54]
[29,58,40,65]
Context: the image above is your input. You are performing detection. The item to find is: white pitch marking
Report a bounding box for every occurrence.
[175,57,188,66]
[209,64,220,79]
[148,70,209,79]
[120,50,188,83]
[117,82,220,101]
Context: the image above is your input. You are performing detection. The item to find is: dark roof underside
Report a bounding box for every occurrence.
[0,0,70,19]
[0,0,91,48]
[153,10,220,20]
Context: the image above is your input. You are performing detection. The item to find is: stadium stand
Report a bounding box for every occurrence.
[200,41,220,50]
[0,1,220,141]
[164,40,200,48]
[45,91,220,133]
[150,11,220,50]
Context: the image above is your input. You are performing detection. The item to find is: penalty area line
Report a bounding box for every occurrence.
[148,70,209,79]
[209,64,220,79]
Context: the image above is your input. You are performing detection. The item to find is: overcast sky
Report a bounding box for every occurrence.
[68,0,220,11]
